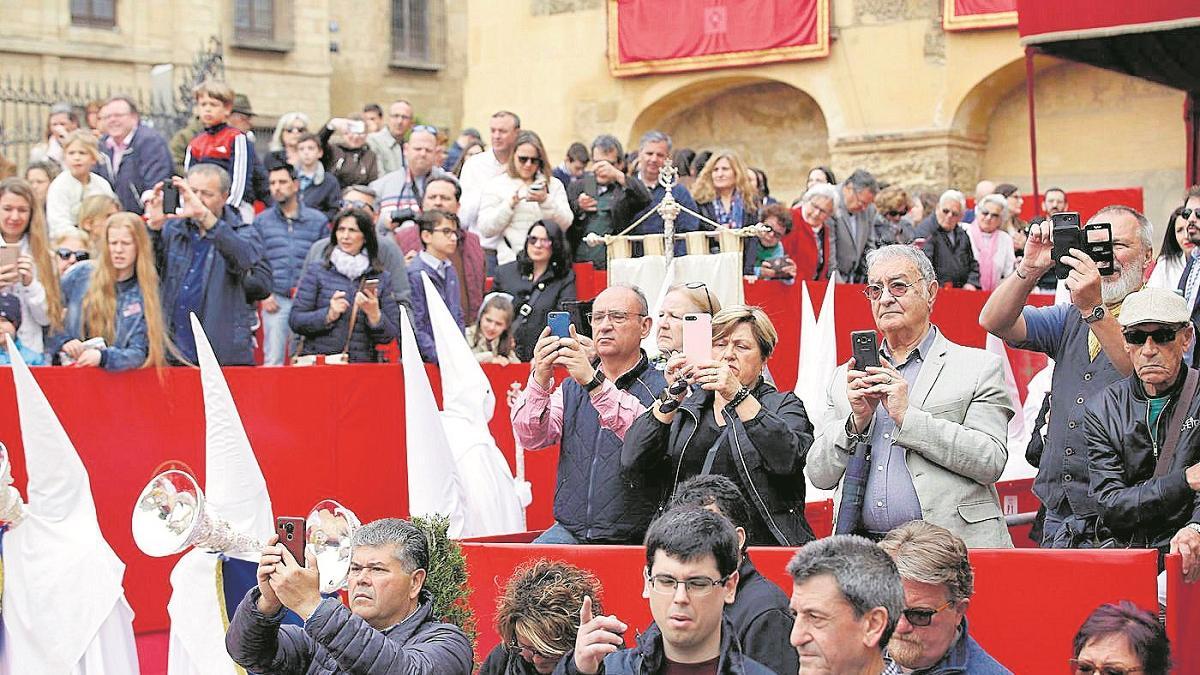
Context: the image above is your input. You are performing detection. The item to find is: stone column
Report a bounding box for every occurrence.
[829,130,986,193]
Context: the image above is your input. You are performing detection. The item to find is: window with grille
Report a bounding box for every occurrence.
[391,0,442,69]
[235,0,275,42]
[71,0,116,28]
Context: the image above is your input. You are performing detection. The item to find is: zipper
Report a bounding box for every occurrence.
[671,407,701,500]
[1147,398,1159,460]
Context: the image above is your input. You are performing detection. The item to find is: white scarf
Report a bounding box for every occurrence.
[330,247,369,280]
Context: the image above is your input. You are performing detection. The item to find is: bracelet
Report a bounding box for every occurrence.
[727,386,752,409]
[1013,265,1028,279]
[658,396,682,415]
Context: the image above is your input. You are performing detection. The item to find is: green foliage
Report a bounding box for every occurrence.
[411,514,477,649]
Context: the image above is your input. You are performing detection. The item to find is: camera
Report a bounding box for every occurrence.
[390,208,417,229]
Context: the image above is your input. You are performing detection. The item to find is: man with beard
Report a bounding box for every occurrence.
[879,521,1011,673]
[981,205,1153,548]
[1173,186,1200,366]
[562,507,772,674]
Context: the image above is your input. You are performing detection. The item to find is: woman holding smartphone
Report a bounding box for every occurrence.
[477,130,572,270]
[492,220,575,362]
[623,305,815,546]
[48,212,170,369]
[290,207,399,363]
[0,177,63,358]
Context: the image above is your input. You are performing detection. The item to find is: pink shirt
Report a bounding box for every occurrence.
[510,370,649,449]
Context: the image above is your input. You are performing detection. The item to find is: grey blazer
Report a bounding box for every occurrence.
[832,190,877,282]
[807,330,1015,548]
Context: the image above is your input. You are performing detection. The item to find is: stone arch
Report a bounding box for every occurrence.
[629,77,830,203]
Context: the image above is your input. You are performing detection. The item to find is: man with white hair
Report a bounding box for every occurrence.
[981,205,1154,547]
[915,190,979,289]
[808,244,1014,547]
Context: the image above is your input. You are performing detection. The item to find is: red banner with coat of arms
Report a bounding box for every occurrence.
[943,0,1017,31]
[607,0,829,77]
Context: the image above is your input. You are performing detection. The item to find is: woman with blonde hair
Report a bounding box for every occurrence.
[44,130,115,237]
[48,212,169,369]
[0,177,62,357]
[268,111,311,167]
[481,559,604,675]
[691,150,759,229]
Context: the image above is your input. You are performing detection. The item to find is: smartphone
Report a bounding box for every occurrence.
[1051,211,1082,280]
[1084,222,1116,276]
[347,120,366,134]
[851,330,881,369]
[548,311,571,339]
[162,184,180,216]
[682,313,713,366]
[581,172,598,197]
[275,516,306,566]
[529,179,546,193]
[363,278,381,294]
[0,245,19,270]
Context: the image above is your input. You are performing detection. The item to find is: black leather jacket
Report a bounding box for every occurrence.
[1084,367,1200,552]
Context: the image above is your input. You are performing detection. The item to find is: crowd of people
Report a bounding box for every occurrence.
[4,83,1199,674]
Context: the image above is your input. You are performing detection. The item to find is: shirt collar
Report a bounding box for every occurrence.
[418,250,448,274]
[881,324,939,367]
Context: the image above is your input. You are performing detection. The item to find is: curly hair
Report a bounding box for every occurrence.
[690,149,759,212]
[494,559,604,658]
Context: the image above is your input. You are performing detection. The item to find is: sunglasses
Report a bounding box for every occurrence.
[885,210,908,218]
[1122,327,1181,345]
[863,280,918,301]
[527,236,552,248]
[685,281,716,314]
[941,208,962,218]
[1068,658,1144,675]
[515,155,543,166]
[901,599,953,627]
[56,248,90,261]
[413,124,438,135]
[286,126,307,133]
[1182,208,1199,219]
[979,211,1003,219]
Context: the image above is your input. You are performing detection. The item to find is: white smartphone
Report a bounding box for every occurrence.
[347,120,366,134]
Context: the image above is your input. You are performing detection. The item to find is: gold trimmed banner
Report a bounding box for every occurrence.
[608,0,829,78]
[943,0,1017,32]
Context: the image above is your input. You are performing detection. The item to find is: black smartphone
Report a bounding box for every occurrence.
[1051,211,1082,280]
[581,172,598,198]
[275,516,306,566]
[162,184,180,215]
[1084,222,1115,276]
[851,330,881,369]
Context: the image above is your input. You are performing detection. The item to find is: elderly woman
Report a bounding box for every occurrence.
[480,559,605,675]
[623,305,815,547]
[290,207,399,363]
[654,281,722,364]
[792,183,838,280]
[267,111,311,167]
[873,185,916,245]
[1071,601,1169,675]
[966,193,1016,291]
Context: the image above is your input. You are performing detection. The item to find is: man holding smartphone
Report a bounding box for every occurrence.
[980,205,1153,547]
[566,134,652,269]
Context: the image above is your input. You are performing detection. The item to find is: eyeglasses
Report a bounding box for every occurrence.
[685,281,716,314]
[1123,327,1181,345]
[506,639,564,661]
[646,572,731,597]
[344,199,374,212]
[901,599,953,627]
[1182,208,1199,220]
[885,210,908,218]
[863,280,918,301]
[56,248,90,261]
[527,235,552,248]
[413,124,438,135]
[1068,658,1144,675]
[979,211,1003,219]
[286,126,307,133]
[941,208,963,218]
[587,310,645,325]
[431,227,459,239]
[515,155,543,166]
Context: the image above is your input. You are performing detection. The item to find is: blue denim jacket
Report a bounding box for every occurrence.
[46,262,150,371]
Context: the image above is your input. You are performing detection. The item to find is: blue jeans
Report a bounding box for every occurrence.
[532,522,580,544]
[261,294,294,366]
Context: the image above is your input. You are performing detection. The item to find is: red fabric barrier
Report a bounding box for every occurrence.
[1166,553,1200,673]
[461,542,1166,673]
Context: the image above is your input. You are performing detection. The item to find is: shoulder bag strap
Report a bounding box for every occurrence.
[340,278,365,358]
[1154,367,1199,478]
[509,279,548,336]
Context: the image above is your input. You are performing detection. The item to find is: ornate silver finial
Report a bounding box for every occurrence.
[658,158,679,191]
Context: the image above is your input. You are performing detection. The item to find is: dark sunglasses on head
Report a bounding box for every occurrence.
[413,124,438,135]
[901,599,953,627]
[1123,327,1181,345]
[56,248,89,261]
[685,281,716,314]
[1182,208,1198,219]
[1068,658,1142,675]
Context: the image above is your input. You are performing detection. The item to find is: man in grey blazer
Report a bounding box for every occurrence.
[833,169,880,283]
[808,244,1015,548]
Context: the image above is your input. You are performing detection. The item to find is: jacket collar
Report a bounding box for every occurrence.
[633,615,746,674]
[889,617,973,674]
[597,350,652,389]
[382,588,435,638]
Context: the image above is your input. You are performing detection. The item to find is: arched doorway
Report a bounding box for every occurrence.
[631,78,829,204]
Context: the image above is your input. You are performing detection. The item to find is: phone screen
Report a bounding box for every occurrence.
[162,185,180,215]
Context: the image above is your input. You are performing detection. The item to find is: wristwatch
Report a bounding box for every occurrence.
[583,369,606,393]
[1082,305,1105,324]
